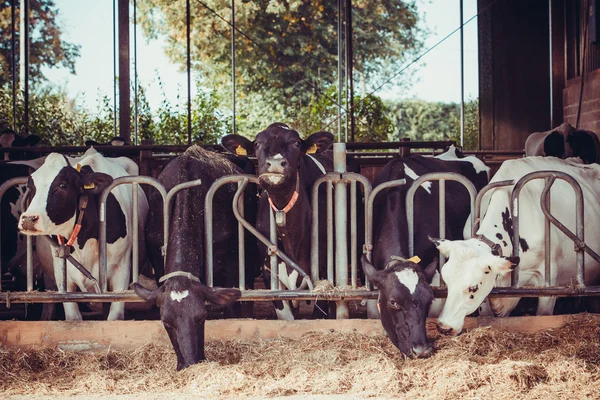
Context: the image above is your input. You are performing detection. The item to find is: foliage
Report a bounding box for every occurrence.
[0,81,231,146]
[293,86,393,142]
[386,98,480,150]
[136,0,425,134]
[0,0,80,86]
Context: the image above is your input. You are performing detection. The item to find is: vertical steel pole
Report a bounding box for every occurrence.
[334,143,349,319]
[459,0,465,148]
[337,0,343,142]
[26,236,33,291]
[11,0,17,130]
[113,0,118,138]
[438,179,446,269]
[270,210,278,290]
[133,0,138,145]
[19,0,30,136]
[237,180,245,290]
[186,0,192,145]
[350,180,357,288]
[548,0,553,127]
[231,0,236,135]
[544,177,552,286]
[132,182,139,283]
[346,0,354,142]
[326,182,334,283]
[118,0,131,143]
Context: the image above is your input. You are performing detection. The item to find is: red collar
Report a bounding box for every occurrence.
[57,195,89,247]
[267,173,300,214]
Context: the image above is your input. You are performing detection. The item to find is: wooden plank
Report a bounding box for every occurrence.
[0,315,589,351]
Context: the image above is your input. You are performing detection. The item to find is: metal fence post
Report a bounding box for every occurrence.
[333,143,349,319]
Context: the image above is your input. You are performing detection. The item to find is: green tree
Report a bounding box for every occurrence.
[137,0,424,135]
[0,0,80,86]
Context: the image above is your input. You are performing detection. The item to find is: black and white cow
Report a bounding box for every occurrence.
[0,128,40,161]
[366,145,489,357]
[18,151,149,320]
[222,123,334,320]
[525,122,600,164]
[134,145,258,370]
[434,156,600,335]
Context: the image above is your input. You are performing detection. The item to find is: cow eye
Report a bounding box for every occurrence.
[59,183,67,189]
[254,142,261,149]
[294,140,301,147]
[388,299,400,309]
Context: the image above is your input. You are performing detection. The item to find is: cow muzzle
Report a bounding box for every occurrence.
[436,320,460,336]
[18,213,41,233]
[410,344,433,358]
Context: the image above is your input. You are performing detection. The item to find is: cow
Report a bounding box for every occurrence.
[525,122,600,164]
[433,156,600,335]
[18,150,149,320]
[365,145,489,357]
[134,145,258,370]
[0,128,40,161]
[222,123,335,320]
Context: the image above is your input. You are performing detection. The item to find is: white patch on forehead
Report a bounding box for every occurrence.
[273,153,284,159]
[170,290,189,302]
[395,269,419,294]
[404,165,432,194]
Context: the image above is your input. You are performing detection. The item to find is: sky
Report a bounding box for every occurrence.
[42,0,479,112]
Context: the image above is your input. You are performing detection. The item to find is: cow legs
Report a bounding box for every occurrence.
[275,300,295,320]
[536,264,557,316]
[106,262,129,320]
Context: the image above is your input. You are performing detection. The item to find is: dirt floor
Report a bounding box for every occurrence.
[2,314,600,399]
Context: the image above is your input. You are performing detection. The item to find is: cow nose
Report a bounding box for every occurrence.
[411,344,433,358]
[19,214,40,231]
[436,321,456,336]
[266,157,287,173]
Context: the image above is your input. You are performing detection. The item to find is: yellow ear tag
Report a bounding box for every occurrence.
[306,143,318,154]
[408,255,421,264]
[235,145,247,156]
[76,164,82,172]
[84,183,95,190]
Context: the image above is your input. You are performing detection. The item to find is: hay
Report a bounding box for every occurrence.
[2,314,600,399]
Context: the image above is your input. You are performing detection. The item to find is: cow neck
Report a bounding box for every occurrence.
[266,172,300,213]
[57,194,89,247]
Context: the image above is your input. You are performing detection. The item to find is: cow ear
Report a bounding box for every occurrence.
[429,236,453,257]
[204,287,241,306]
[79,167,114,195]
[22,134,40,147]
[361,255,384,287]
[133,283,161,304]
[221,134,254,157]
[422,257,438,282]
[302,131,334,154]
[543,131,565,158]
[490,256,520,275]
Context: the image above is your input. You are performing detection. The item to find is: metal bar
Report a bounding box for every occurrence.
[237,180,245,290]
[350,180,357,288]
[19,0,29,135]
[5,285,600,304]
[438,178,446,268]
[337,0,343,142]
[548,0,553,127]
[26,236,33,291]
[543,176,553,287]
[204,174,255,286]
[333,143,349,319]
[133,0,138,145]
[132,182,139,283]
[327,181,334,283]
[113,0,117,138]
[100,176,167,292]
[459,0,464,148]
[11,0,16,130]
[346,0,354,142]
[231,0,236,134]
[311,178,324,285]
[473,180,514,236]
[270,206,278,291]
[186,0,192,145]
[118,0,131,143]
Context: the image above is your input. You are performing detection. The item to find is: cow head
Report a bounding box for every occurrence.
[133,279,241,370]
[18,153,113,237]
[0,129,41,161]
[222,123,333,194]
[362,255,434,358]
[85,136,128,147]
[431,238,520,335]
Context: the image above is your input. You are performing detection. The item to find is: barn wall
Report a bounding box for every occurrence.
[478,0,552,150]
[564,70,600,132]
